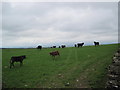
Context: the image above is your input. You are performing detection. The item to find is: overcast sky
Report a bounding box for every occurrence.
[2,2,118,48]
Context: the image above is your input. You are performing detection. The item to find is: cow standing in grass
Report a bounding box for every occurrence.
[10,55,26,68]
[94,41,99,46]
[75,44,77,47]
[77,43,84,48]
[53,46,56,48]
[61,45,66,48]
[37,45,42,50]
[50,51,60,59]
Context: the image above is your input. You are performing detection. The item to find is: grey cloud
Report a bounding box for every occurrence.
[2,2,118,48]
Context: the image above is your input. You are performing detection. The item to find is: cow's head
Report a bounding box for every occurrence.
[21,55,26,59]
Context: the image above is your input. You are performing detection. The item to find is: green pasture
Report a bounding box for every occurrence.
[2,44,119,88]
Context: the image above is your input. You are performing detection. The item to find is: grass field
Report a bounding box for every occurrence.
[2,44,119,88]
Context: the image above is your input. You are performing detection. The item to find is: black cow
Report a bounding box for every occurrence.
[77,43,84,48]
[10,55,26,68]
[61,45,66,48]
[37,45,42,50]
[94,41,99,46]
[50,51,60,57]
[53,46,56,48]
[75,44,77,47]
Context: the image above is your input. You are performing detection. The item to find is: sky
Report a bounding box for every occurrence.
[2,2,118,48]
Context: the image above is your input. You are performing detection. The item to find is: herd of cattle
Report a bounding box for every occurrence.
[9,41,99,68]
[37,41,99,50]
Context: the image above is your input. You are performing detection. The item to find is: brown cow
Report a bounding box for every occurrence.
[49,51,60,58]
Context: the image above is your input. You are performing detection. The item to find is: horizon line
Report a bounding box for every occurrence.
[1,43,119,49]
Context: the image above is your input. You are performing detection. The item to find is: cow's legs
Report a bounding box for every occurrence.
[53,56,55,60]
[12,62,15,67]
[10,63,12,68]
[10,61,12,68]
[10,61,14,68]
[20,61,23,66]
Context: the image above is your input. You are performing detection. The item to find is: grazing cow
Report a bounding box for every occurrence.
[77,43,84,48]
[59,46,61,48]
[61,45,66,48]
[10,55,26,68]
[37,45,42,50]
[50,51,60,58]
[53,46,56,48]
[94,41,99,46]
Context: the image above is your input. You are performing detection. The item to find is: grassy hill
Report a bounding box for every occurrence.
[2,44,119,88]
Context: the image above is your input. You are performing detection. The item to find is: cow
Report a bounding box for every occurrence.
[77,43,84,48]
[75,44,77,47]
[53,46,56,48]
[61,45,66,48]
[10,55,26,68]
[94,41,99,46]
[49,51,60,58]
[37,45,42,50]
